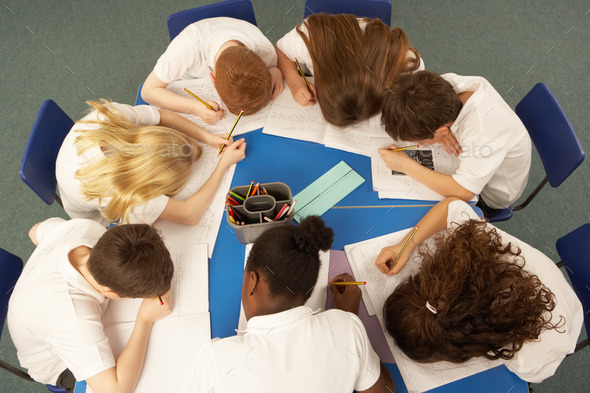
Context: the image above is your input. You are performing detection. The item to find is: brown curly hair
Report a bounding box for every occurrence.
[298,14,420,127]
[384,219,564,363]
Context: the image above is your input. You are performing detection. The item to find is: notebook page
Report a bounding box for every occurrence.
[324,114,387,157]
[345,230,499,392]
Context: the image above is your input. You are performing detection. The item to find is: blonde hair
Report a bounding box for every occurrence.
[74,100,201,223]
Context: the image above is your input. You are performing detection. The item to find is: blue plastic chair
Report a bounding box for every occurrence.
[556,224,590,353]
[303,0,392,26]
[487,83,585,222]
[19,100,74,207]
[167,0,257,41]
[0,248,67,392]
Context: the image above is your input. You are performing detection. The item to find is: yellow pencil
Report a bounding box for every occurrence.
[158,296,164,305]
[389,226,419,271]
[184,88,217,111]
[391,145,420,152]
[218,110,244,155]
[295,58,311,93]
[333,281,366,286]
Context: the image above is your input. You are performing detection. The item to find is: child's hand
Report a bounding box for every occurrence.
[437,131,462,157]
[375,243,412,275]
[269,67,284,99]
[329,273,362,314]
[292,81,317,106]
[137,290,173,324]
[219,138,246,167]
[206,133,233,150]
[197,102,224,124]
[378,145,413,174]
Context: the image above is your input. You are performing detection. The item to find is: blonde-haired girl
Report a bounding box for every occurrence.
[56,100,246,225]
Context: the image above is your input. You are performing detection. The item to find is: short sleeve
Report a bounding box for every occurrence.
[126,194,169,224]
[154,30,203,83]
[276,23,314,73]
[111,103,160,126]
[182,341,216,393]
[36,218,67,244]
[446,200,480,228]
[347,313,381,391]
[49,319,115,381]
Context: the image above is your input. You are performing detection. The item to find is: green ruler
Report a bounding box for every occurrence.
[293,161,365,223]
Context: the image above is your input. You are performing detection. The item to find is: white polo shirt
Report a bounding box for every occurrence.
[444,73,532,209]
[276,18,424,75]
[153,17,277,83]
[7,218,114,385]
[182,306,381,393]
[56,103,169,226]
[446,201,583,382]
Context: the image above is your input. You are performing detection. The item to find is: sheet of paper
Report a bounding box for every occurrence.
[345,230,499,392]
[152,142,236,258]
[293,161,365,223]
[237,245,331,331]
[327,250,395,364]
[103,313,211,393]
[165,78,270,135]
[324,114,387,157]
[102,243,209,326]
[262,77,328,144]
[370,137,477,202]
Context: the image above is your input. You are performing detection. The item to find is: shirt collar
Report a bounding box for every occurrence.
[237,305,321,334]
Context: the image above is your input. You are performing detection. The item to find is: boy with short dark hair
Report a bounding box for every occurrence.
[7,218,174,393]
[141,17,283,124]
[379,71,532,213]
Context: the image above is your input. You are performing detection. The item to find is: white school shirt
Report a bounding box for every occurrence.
[7,218,114,385]
[153,17,277,83]
[182,306,381,393]
[276,18,424,75]
[446,200,583,382]
[444,73,532,209]
[56,103,168,226]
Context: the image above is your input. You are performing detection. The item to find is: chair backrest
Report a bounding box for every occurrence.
[556,224,590,339]
[303,0,392,26]
[0,248,23,340]
[515,83,585,188]
[167,0,257,41]
[19,100,74,205]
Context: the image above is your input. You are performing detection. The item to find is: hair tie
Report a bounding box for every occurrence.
[293,231,316,254]
[425,301,438,315]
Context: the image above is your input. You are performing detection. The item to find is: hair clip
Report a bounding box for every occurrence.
[425,301,438,315]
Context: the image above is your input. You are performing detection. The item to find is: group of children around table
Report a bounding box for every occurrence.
[7,13,582,393]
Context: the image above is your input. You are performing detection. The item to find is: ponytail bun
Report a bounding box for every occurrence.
[295,216,334,253]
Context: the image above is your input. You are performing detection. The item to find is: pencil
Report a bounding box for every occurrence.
[333,281,366,286]
[251,182,260,196]
[273,203,289,221]
[391,145,419,151]
[389,226,419,271]
[218,109,244,155]
[158,296,164,305]
[295,58,311,93]
[227,195,240,206]
[184,88,217,111]
[246,181,255,198]
[229,191,245,202]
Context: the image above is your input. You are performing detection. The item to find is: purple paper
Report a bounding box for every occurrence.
[326,250,395,364]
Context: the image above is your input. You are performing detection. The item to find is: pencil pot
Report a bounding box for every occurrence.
[226,182,294,245]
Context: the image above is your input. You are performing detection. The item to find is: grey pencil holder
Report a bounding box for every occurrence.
[226,182,294,245]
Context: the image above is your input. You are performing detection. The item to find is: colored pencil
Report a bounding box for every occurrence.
[333,281,366,286]
[391,145,419,152]
[389,226,419,271]
[295,58,311,93]
[184,88,217,111]
[251,182,260,196]
[286,200,298,216]
[273,203,289,221]
[229,191,245,201]
[158,296,164,305]
[218,110,244,155]
[264,216,273,222]
[246,181,255,198]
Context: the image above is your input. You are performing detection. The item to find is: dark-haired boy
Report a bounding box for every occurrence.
[379,71,531,214]
[7,218,174,393]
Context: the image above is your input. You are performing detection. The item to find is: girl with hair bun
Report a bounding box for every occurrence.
[183,216,396,393]
[56,100,246,226]
[377,197,583,383]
